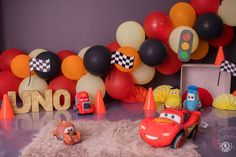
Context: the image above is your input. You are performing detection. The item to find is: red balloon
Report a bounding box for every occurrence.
[190,0,220,15]
[209,25,234,47]
[144,12,173,42]
[105,68,134,100]
[182,87,213,107]
[0,71,22,99]
[156,46,182,75]
[106,41,120,52]
[0,48,25,71]
[48,75,77,103]
[56,50,75,61]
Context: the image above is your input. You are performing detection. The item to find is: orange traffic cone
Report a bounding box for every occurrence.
[143,88,156,111]
[94,90,106,114]
[215,46,225,66]
[0,94,15,119]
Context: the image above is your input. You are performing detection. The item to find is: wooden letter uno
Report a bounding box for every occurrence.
[8,91,31,114]
[31,90,53,112]
[8,89,71,113]
[53,89,71,111]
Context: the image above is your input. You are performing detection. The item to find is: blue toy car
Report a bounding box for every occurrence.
[183,85,201,111]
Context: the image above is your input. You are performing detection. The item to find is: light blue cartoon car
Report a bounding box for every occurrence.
[183,85,201,111]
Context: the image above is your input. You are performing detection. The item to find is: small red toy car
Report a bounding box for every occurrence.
[53,121,81,145]
[139,108,201,149]
[73,91,94,114]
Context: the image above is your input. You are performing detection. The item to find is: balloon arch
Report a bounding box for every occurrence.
[0,0,235,103]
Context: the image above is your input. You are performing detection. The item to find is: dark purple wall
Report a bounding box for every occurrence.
[1,0,187,52]
[0,0,235,90]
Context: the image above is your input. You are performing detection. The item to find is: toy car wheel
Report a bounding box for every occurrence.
[170,131,185,149]
[189,125,198,139]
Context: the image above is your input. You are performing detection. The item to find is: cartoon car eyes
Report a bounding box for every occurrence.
[170,91,179,95]
[64,126,75,134]
[159,113,181,124]
[187,93,195,101]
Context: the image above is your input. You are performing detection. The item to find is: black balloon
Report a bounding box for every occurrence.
[194,13,224,40]
[139,39,167,66]
[35,51,61,80]
[83,45,111,76]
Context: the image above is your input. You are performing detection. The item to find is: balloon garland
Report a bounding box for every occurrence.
[0,0,235,102]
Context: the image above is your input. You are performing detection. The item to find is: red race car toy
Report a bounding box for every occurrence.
[73,91,94,114]
[139,108,201,149]
[53,121,81,145]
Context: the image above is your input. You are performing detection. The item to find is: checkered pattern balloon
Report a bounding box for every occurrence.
[220,60,236,77]
[111,51,135,69]
[29,58,51,72]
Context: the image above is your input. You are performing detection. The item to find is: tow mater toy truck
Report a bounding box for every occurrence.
[139,108,201,149]
[73,91,94,114]
[53,121,81,145]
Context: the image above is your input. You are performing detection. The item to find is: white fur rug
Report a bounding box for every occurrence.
[20,120,201,157]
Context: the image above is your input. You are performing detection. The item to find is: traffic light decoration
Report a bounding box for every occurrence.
[178,30,194,62]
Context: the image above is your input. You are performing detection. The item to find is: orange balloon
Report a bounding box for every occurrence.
[61,56,86,80]
[169,2,196,27]
[191,40,209,60]
[11,55,30,78]
[232,90,236,96]
[115,47,141,72]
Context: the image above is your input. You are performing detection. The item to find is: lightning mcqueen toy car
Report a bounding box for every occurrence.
[139,108,201,149]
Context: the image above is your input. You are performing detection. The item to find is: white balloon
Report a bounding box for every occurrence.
[78,46,90,59]
[116,21,145,50]
[29,49,47,58]
[218,0,236,26]
[18,75,48,99]
[169,26,199,54]
[131,62,155,85]
[76,73,105,102]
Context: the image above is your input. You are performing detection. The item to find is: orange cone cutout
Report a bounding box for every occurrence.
[143,88,156,111]
[215,46,225,66]
[94,90,106,114]
[0,94,15,119]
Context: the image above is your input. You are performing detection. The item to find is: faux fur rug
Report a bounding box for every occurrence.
[20,120,201,157]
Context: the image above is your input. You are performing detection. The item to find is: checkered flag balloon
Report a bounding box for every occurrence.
[110,51,135,69]
[29,58,51,72]
[220,60,236,77]
[217,60,236,86]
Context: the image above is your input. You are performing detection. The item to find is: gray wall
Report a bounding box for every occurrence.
[0,0,235,91]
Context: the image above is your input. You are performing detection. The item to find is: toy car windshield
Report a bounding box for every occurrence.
[83,102,91,110]
[159,113,181,124]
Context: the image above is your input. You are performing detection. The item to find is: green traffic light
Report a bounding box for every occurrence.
[181,51,188,59]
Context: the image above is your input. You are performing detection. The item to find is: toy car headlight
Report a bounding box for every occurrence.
[140,125,146,130]
[162,132,170,136]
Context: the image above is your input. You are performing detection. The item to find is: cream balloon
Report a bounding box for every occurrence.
[131,62,155,85]
[18,75,48,99]
[78,46,90,59]
[116,21,145,50]
[76,73,105,102]
[169,26,199,54]
[218,0,236,26]
[29,49,47,58]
